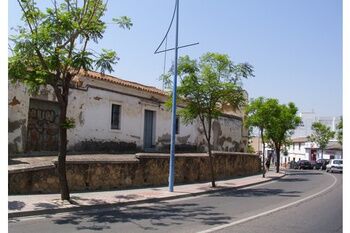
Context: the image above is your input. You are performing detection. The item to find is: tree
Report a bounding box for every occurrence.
[164,52,254,187]
[336,117,342,146]
[246,127,256,154]
[264,101,301,173]
[245,97,280,177]
[308,122,335,159]
[8,0,132,201]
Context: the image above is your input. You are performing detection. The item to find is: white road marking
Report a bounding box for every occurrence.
[196,173,338,233]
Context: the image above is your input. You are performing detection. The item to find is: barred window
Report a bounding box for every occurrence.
[111,104,121,130]
[176,116,180,134]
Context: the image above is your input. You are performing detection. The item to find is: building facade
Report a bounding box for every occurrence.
[8,71,248,155]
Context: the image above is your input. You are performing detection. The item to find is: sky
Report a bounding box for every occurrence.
[7,0,342,117]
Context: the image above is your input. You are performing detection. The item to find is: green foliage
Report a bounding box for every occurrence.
[61,117,76,129]
[308,122,335,151]
[9,0,132,92]
[112,16,133,30]
[95,49,119,74]
[247,144,255,154]
[336,117,342,145]
[261,100,301,172]
[164,52,254,130]
[245,97,278,140]
[265,101,301,149]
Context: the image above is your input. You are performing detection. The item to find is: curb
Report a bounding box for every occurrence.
[9,172,286,219]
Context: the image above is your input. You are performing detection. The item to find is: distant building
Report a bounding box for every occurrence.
[287,111,342,161]
[293,111,341,138]
[251,111,342,163]
[285,137,342,161]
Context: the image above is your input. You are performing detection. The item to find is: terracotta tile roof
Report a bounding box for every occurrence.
[77,70,168,96]
[326,142,342,150]
[291,137,309,143]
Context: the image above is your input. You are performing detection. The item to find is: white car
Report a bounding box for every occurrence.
[326,159,343,173]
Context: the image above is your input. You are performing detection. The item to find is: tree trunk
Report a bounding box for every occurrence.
[201,117,216,188]
[207,143,216,187]
[58,102,70,201]
[261,130,265,178]
[276,146,280,173]
[321,149,323,159]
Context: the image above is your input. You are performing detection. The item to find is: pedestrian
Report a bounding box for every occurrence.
[265,159,270,171]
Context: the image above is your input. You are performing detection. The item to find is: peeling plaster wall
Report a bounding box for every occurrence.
[9,77,245,154]
[195,116,244,152]
[8,82,57,154]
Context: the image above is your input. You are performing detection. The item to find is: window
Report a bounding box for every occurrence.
[298,143,301,150]
[176,116,180,134]
[111,104,121,130]
[293,143,295,150]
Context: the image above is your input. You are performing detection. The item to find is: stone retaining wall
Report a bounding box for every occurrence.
[9,152,260,194]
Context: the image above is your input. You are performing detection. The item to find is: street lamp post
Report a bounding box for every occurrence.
[168,0,179,192]
[154,0,198,192]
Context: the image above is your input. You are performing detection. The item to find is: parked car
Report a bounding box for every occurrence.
[326,159,343,173]
[295,160,313,169]
[312,159,330,170]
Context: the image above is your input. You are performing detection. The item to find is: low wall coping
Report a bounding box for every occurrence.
[212,151,259,157]
[8,152,258,174]
[135,153,209,159]
[8,164,55,174]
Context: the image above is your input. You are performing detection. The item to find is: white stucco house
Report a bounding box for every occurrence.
[8,70,248,155]
[285,137,342,162]
[251,135,342,166]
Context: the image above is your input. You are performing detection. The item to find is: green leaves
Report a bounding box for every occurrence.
[95,49,118,74]
[112,16,133,30]
[308,122,335,150]
[265,100,301,146]
[9,0,132,87]
[246,97,301,150]
[61,117,76,129]
[336,117,342,145]
[165,52,253,129]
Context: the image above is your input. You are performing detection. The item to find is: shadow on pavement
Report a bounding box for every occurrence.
[209,188,301,198]
[50,202,232,231]
[8,159,30,165]
[8,201,26,211]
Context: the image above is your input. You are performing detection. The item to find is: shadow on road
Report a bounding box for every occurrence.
[285,170,323,176]
[209,188,301,198]
[50,202,233,231]
[277,177,309,182]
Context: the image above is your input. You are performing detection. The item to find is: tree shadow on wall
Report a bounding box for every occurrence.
[51,202,232,231]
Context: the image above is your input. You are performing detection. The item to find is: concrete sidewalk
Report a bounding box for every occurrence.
[8,171,285,218]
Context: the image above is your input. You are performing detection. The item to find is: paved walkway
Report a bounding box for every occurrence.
[8,170,285,218]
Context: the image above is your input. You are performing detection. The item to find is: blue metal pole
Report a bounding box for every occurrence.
[169,0,179,192]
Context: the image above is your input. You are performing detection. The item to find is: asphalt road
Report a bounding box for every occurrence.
[9,169,342,233]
